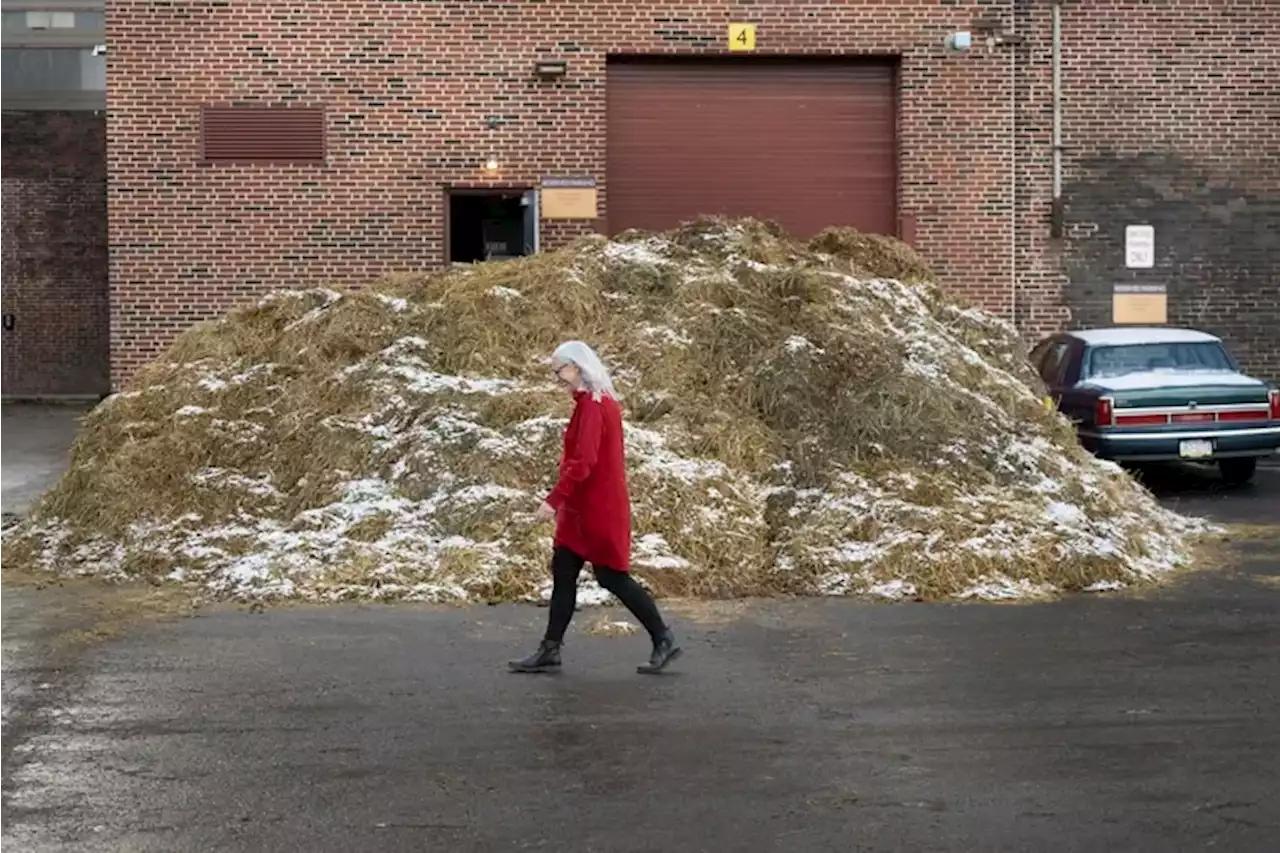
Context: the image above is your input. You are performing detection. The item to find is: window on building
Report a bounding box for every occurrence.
[0,45,106,109]
[200,106,327,165]
[3,46,103,89]
[1,4,105,110]
[2,9,104,35]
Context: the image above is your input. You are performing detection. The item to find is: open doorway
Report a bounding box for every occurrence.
[447,189,538,264]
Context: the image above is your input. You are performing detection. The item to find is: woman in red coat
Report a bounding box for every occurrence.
[509,341,682,675]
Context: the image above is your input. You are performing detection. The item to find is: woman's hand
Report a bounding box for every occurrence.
[532,501,556,524]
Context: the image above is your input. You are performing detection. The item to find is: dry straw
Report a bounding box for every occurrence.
[3,217,1207,603]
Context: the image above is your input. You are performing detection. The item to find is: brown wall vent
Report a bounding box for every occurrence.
[199,106,326,164]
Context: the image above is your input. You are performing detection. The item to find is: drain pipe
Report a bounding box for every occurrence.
[1051,0,1063,237]
[1009,8,1018,325]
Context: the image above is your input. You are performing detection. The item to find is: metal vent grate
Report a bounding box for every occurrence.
[200,106,326,164]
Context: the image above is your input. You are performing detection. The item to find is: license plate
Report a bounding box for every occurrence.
[1179,439,1214,459]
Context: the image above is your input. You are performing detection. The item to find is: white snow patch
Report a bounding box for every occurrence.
[958,576,1058,601]
[190,468,280,499]
[640,324,694,347]
[375,294,409,312]
[784,335,823,354]
[867,579,917,600]
[282,290,345,330]
[353,338,531,397]
[196,363,277,393]
[1080,369,1263,391]
[625,426,729,483]
[634,533,690,570]
[1045,501,1086,526]
[604,240,671,266]
[1070,327,1219,346]
[539,575,615,608]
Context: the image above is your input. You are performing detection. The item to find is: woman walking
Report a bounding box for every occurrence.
[509,341,682,675]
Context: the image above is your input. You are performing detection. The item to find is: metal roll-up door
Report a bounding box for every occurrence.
[606,58,898,238]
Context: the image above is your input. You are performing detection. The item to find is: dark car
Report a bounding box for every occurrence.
[1030,327,1280,484]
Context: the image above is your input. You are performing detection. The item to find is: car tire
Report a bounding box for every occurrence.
[1218,458,1257,486]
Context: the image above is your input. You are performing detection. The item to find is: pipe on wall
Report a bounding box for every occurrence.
[1009,1,1018,324]
[1051,0,1064,238]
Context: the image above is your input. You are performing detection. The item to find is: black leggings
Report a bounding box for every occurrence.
[545,546,667,643]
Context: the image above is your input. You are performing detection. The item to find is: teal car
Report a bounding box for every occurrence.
[1030,327,1280,484]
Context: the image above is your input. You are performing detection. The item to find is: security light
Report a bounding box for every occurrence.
[533,60,568,79]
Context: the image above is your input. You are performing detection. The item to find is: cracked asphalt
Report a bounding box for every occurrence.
[3,406,1278,851]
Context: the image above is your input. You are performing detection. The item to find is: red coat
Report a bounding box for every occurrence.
[544,390,632,571]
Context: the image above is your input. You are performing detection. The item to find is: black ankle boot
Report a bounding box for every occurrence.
[637,629,682,675]
[508,639,562,673]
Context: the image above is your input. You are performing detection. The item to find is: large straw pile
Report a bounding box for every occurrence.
[3,218,1208,603]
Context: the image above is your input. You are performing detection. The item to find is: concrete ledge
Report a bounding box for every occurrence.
[2,395,104,404]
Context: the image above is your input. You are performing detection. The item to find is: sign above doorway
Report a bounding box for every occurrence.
[540,176,598,220]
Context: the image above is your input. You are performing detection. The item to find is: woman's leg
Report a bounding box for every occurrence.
[591,566,667,639]
[593,566,682,673]
[545,547,586,643]
[509,547,585,672]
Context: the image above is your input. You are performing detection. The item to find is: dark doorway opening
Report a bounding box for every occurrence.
[447,190,538,263]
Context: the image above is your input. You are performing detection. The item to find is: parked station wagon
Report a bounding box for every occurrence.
[1030,328,1280,484]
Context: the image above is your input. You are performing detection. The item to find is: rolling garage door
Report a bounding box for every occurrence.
[605,59,898,239]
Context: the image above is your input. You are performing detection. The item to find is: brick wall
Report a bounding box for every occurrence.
[1053,0,1280,385]
[105,0,1022,388]
[105,0,1280,389]
[1,111,110,397]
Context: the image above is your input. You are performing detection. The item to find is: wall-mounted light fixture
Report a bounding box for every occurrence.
[533,60,568,79]
[970,16,1024,50]
[943,31,972,53]
[481,116,503,173]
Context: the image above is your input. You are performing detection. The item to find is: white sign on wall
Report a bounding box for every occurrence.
[1124,225,1155,269]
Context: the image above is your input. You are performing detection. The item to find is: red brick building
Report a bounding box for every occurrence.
[4,1,1278,395]
[2,1,108,397]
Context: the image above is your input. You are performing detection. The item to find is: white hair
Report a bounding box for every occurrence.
[551,340,618,401]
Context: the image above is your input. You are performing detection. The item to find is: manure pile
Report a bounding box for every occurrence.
[3,218,1208,603]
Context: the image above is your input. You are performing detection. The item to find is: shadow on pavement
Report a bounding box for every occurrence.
[1124,460,1280,528]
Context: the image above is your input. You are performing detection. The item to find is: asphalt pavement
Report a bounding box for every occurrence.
[2,404,1278,851]
[1,402,91,520]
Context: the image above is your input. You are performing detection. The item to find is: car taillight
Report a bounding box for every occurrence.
[1095,396,1114,427]
[1270,389,1280,421]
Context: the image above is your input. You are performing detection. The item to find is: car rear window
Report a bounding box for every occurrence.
[1084,342,1233,379]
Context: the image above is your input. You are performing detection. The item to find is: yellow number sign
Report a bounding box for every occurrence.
[729,23,756,51]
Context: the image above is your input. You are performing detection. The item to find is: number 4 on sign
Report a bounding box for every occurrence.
[729,23,756,51]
